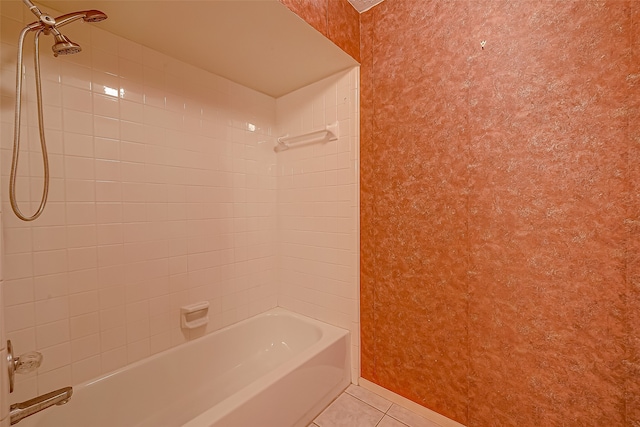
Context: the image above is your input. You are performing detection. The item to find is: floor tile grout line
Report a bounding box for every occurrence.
[315,386,439,427]
[346,387,445,427]
[314,387,388,427]
[345,388,392,414]
[345,387,417,427]
[374,414,411,427]
[383,413,416,427]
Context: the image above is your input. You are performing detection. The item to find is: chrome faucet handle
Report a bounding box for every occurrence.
[7,340,16,393]
[7,340,43,393]
[15,351,42,374]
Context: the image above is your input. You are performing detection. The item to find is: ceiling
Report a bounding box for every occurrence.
[37,0,358,98]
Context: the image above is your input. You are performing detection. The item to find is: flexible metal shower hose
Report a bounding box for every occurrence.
[10,27,50,222]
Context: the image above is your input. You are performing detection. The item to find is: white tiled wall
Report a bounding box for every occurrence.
[276,69,360,382]
[0,0,359,404]
[0,1,279,402]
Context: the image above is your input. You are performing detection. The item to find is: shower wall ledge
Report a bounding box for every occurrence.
[37,0,358,98]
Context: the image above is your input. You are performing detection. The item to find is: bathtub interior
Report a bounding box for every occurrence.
[16,309,350,427]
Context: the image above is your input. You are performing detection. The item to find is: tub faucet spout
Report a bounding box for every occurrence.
[9,386,73,425]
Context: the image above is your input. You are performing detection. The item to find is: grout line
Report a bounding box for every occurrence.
[375,413,411,427]
[298,386,417,427]
[346,386,415,427]
[359,378,465,427]
[344,388,387,414]
[346,386,384,409]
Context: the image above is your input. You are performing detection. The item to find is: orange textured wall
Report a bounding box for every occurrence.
[361,1,471,422]
[359,7,375,382]
[628,1,640,424]
[279,0,360,62]
[361,1,637,426]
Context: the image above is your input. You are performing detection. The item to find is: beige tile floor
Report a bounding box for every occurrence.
[309,384,443,427]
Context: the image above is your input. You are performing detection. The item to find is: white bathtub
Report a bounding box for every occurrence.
[18,308,350,427]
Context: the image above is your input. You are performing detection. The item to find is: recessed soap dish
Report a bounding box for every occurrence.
[180,301,209,329]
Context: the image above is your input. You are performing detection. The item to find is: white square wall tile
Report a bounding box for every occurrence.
[67,269,98,294]
[69,313,100,340]
[91,49,118,84]
[2,227,33,255]
[38,342,71,373]
[4,303,35,332]
[36,366,71,395]
[62,86,93,114]
[100,346,127,375]
[69,291,99,317]
[34,297,69,325]
[71,333,100,362]
[126,338,149,363]
[33,250,68,276]
[65,179,96,202]
[3,278,34,306]
[3,253,33,280]
[33,226,67,251]
[100,326,126,351]
[95,159,121,181]
[94,137,120,161]
[67,247,98,272]
[67,225,97,248]
[95,202,120,224]
[36,320,70,349]
[94,116,120,139]
[72,355,101,384]
[63,110,94,136]
[33,273,68,301]
[65,156,95,180]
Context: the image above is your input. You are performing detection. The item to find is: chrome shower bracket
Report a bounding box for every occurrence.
[37,14,57,34]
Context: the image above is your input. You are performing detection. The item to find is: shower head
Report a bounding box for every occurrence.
[44,9,107,57]
[52,33,81,56]
[83,10,108,22]
[54,10,108,28]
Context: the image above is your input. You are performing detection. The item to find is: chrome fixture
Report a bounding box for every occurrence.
[6,340,42,393]
[10,387,73,425]
[50,9,108,28]
[51,33,82,56]
[10,0,107,221]
[7,340,73,425]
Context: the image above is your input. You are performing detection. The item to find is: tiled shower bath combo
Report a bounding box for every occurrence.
[0,0,359,425]
[1,0,639,426]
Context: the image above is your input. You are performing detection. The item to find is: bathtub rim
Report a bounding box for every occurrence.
[16,307,351,427]
[182,310,351,427]
[81,307,349,393]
